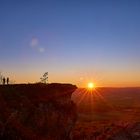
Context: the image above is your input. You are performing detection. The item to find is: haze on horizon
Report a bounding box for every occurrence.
[0,0,140,87]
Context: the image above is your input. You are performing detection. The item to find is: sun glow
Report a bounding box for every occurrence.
[87,82,95,89]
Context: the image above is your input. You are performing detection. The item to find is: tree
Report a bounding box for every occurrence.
[40,72,48,84]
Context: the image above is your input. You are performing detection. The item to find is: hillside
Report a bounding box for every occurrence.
[71,88,140,140]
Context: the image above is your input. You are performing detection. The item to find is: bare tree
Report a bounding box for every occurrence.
[40,72,48,84]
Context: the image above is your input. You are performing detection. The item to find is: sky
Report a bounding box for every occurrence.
[0,0,140,87]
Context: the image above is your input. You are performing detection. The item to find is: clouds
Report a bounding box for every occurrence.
[30,37,45,53]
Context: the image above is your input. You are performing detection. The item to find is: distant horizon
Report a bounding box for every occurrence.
[1,82,140,89]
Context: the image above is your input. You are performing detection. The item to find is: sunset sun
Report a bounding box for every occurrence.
[87,82,95,89]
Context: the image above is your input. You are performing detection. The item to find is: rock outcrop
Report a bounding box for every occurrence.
[0,83,77,140]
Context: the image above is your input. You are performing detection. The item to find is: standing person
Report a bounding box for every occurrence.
[0,72,2,84]
[3,77,5,85]
[7,77,9,85]
[0,76,2,84]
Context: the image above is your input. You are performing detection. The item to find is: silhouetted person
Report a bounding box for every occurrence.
[3,77,5,85]
[7,77,9,85]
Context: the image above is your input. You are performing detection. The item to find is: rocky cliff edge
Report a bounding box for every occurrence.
[0,83,77,140]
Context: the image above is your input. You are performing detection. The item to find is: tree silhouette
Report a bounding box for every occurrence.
[40,72,48,84]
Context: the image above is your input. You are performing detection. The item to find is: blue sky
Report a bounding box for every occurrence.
[0,0,140,86]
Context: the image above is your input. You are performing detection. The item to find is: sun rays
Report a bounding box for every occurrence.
[73,85,117,114]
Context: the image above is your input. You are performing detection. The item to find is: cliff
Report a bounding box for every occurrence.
[0,83,77,140]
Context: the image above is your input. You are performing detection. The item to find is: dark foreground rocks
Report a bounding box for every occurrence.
[110,122,140,140]
[0,83,77,140]
[71,121,140,140]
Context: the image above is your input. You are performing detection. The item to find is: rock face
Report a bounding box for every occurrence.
[0,83,77,140]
